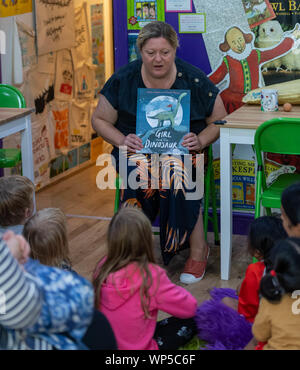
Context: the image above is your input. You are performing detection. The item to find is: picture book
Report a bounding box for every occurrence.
[242,0,276,29]
[136,88,190,155]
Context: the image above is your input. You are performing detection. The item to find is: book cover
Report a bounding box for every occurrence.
[136,88,190,155]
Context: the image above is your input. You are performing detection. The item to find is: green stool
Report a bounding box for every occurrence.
[0,84,25,170]
[114,145,220,244]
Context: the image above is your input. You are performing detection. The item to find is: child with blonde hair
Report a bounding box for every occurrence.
[93,207,197,350]
[23,207,72,270]
[0,175,35,235]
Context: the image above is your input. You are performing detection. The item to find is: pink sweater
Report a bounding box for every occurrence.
[96,262,197,350]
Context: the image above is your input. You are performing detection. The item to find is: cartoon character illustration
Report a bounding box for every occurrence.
[209,25,300,113]
[149,4,156,19]
[142,2,150,19]
[147,92,187,128]
[136,7,142,20]
[60,70,73,95]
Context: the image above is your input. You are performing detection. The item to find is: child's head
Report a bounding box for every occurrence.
[23,207,70,267]
[281,182,300,237]
[248,216,287,264]
[0,175,35,226]
[93,207,155,314]
[260,237,300,302]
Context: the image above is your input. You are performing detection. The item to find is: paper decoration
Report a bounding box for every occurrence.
[34,0,75,55]
[74,63,96,100]
[55,49,74,101]
[69,101,91,147]
[90,3,105,95]
[71,3,92,68]
[49,100,70,155]
[16,21,37,71]
[38,52,57,74]
[31,111,55,187]
[0,0,32,17]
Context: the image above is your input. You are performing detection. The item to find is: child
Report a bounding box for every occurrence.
[252,237,300,350]
[23,207,72,270]
[0,175,35,235]
[281,182,300,237]
[195,216,287,350]
[93,207,198,350]
[0,231,95,350]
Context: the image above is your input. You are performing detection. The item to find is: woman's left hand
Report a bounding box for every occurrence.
[182,132,203,151]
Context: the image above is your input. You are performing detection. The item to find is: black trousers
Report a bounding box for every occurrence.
[154,316,197,350]
[82,310,117,350]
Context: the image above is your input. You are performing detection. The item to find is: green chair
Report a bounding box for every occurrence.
[114,144,220,244]
[254,117,300,218]
[0,84,25,169]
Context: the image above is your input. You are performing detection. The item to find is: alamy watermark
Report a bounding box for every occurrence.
[95,148,204,201]
[0,30,6,55]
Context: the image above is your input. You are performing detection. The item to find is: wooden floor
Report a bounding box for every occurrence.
[36,164,251,315]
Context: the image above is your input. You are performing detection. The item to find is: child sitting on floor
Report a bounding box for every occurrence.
[93,207,198,350]
[252,237,300,350]
[0,175,35,235]
[195,215,287,350]
[23,208,72,270]
[280,182,300,238]
[1,230,94,350]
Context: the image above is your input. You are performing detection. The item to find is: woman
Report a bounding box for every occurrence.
[92,21,226,284]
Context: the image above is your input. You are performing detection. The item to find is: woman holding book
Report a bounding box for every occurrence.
[92,21,226,284]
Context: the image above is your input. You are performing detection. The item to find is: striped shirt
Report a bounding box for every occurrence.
[0,239,42,349]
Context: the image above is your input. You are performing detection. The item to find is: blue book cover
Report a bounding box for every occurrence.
[136,88,190,154]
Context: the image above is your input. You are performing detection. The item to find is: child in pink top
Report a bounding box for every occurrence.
[93,207,197,350]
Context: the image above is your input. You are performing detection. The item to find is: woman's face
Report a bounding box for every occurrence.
[140,37,176,79]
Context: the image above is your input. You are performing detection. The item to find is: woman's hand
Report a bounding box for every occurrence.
[121,134,143,153]
[182,132,203,152]
[3,230,30,265]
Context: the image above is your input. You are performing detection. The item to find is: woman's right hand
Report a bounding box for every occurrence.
[121,134,143,152]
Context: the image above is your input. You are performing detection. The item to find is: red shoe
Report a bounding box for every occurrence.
[180,245,210,284]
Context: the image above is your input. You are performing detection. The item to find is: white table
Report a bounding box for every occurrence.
[220,104,300,280]
[0,107,35,183]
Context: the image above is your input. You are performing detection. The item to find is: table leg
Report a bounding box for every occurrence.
[20,115,35,208]
[220,130,232,280]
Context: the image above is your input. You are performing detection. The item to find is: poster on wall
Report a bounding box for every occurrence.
[253,0,300,86]
[90,2,105,95]
[0,0,32,17]
[242,0,276,28]
[34,0,75,55]
[165,0,192,12]
[127,0,165,30]
[128,33,140,62]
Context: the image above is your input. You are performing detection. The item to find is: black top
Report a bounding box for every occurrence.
[100,57,219,137]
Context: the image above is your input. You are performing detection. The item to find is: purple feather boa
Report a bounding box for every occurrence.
[195,288,253,350]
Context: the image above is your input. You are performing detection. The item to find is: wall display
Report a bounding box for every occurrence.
[55,49,74,101]
[71,3,92,68]
[90,2,105,95]
[178,13,206,33]
[242,0,276,28]
[34,0,75,55]
[127,0,165,30]
[165,0,192,12]
[0,0,32,17]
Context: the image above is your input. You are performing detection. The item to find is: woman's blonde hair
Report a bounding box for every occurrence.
[93,207,156,317]
[23,207,70,267]
[0,175,35,226]
[136,21,179,51]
